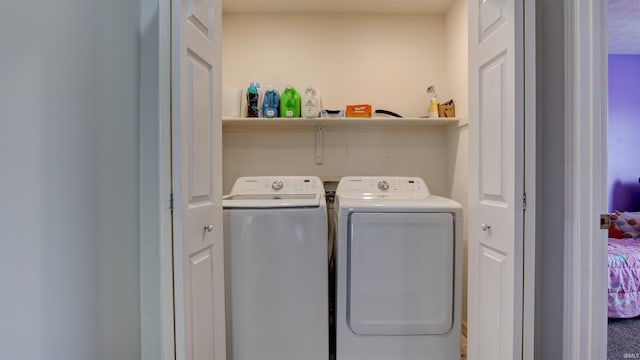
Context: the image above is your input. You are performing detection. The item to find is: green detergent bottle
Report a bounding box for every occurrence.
[280,86,301,118]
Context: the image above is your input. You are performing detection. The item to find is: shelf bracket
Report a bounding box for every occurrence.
[315,123,323,165]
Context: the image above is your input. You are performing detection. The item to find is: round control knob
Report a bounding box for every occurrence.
[377,180,390,191]
[204,224,214,232]
[481,224,491,232]
[272,180,284,191]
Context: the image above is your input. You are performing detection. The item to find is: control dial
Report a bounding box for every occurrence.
[377,180,390,191]
[271,180,284,191]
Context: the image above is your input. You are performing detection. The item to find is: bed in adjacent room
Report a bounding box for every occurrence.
[608,211,640,318]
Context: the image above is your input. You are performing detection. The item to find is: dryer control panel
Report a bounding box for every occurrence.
[336,176,430,199]
[230,176,323,195]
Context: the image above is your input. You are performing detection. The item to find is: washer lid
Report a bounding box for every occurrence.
[224,176,324,208]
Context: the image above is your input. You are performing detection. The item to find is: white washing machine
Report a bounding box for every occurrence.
[223,176,328,360]
[335,176,462,360]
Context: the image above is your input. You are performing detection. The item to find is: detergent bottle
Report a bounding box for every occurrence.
[262,86,280,118]
[280,85,301,118]
[301,85,321,118]
[246,82,260,117]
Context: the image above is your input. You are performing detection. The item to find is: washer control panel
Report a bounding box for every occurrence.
[230,176,322,194]
[336,176,430,199]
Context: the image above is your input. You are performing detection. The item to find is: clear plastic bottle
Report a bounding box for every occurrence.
[280,85,301,118]
[262,86,280,118]
[302,85,321,118]
[246,82,260,118]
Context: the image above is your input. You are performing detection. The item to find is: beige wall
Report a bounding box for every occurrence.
[222,13,449,117]
[444,0,469,125]
[446,125,468,327]
[223,123,451,194]
[221,12,462,193]
[443,0,469,329]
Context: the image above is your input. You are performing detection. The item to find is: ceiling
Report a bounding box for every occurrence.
[609,0,640,54]
[222,0,453,14]
[222,0,639,54]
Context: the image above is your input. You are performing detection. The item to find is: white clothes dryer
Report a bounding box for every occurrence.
[223,176,328,360]
[334,176,462,360]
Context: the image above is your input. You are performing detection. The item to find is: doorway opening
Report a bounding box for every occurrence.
[606,1,640,357]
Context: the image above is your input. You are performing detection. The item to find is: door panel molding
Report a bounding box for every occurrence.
[172,0,225,359]
[562,0,608,359]
[468,0,524,358]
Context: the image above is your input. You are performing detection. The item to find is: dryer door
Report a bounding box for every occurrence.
[348,212,454,335]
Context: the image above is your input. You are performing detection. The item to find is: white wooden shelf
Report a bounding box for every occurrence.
[222,116,460,127]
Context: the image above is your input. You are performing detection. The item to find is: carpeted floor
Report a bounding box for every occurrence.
[608,316,640,359]
[460,332,467,359]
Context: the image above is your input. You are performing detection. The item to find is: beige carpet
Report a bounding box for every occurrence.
[461,333,467,359]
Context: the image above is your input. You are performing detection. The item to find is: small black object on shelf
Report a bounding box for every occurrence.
[374,109,403,118]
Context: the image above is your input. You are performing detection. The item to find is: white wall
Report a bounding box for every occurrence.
[0,2,141,359]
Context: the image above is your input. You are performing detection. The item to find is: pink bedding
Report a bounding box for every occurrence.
[608,237,640,318]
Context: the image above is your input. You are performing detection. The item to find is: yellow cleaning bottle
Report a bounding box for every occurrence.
[427,85,438,118]
[429,97,439,118]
